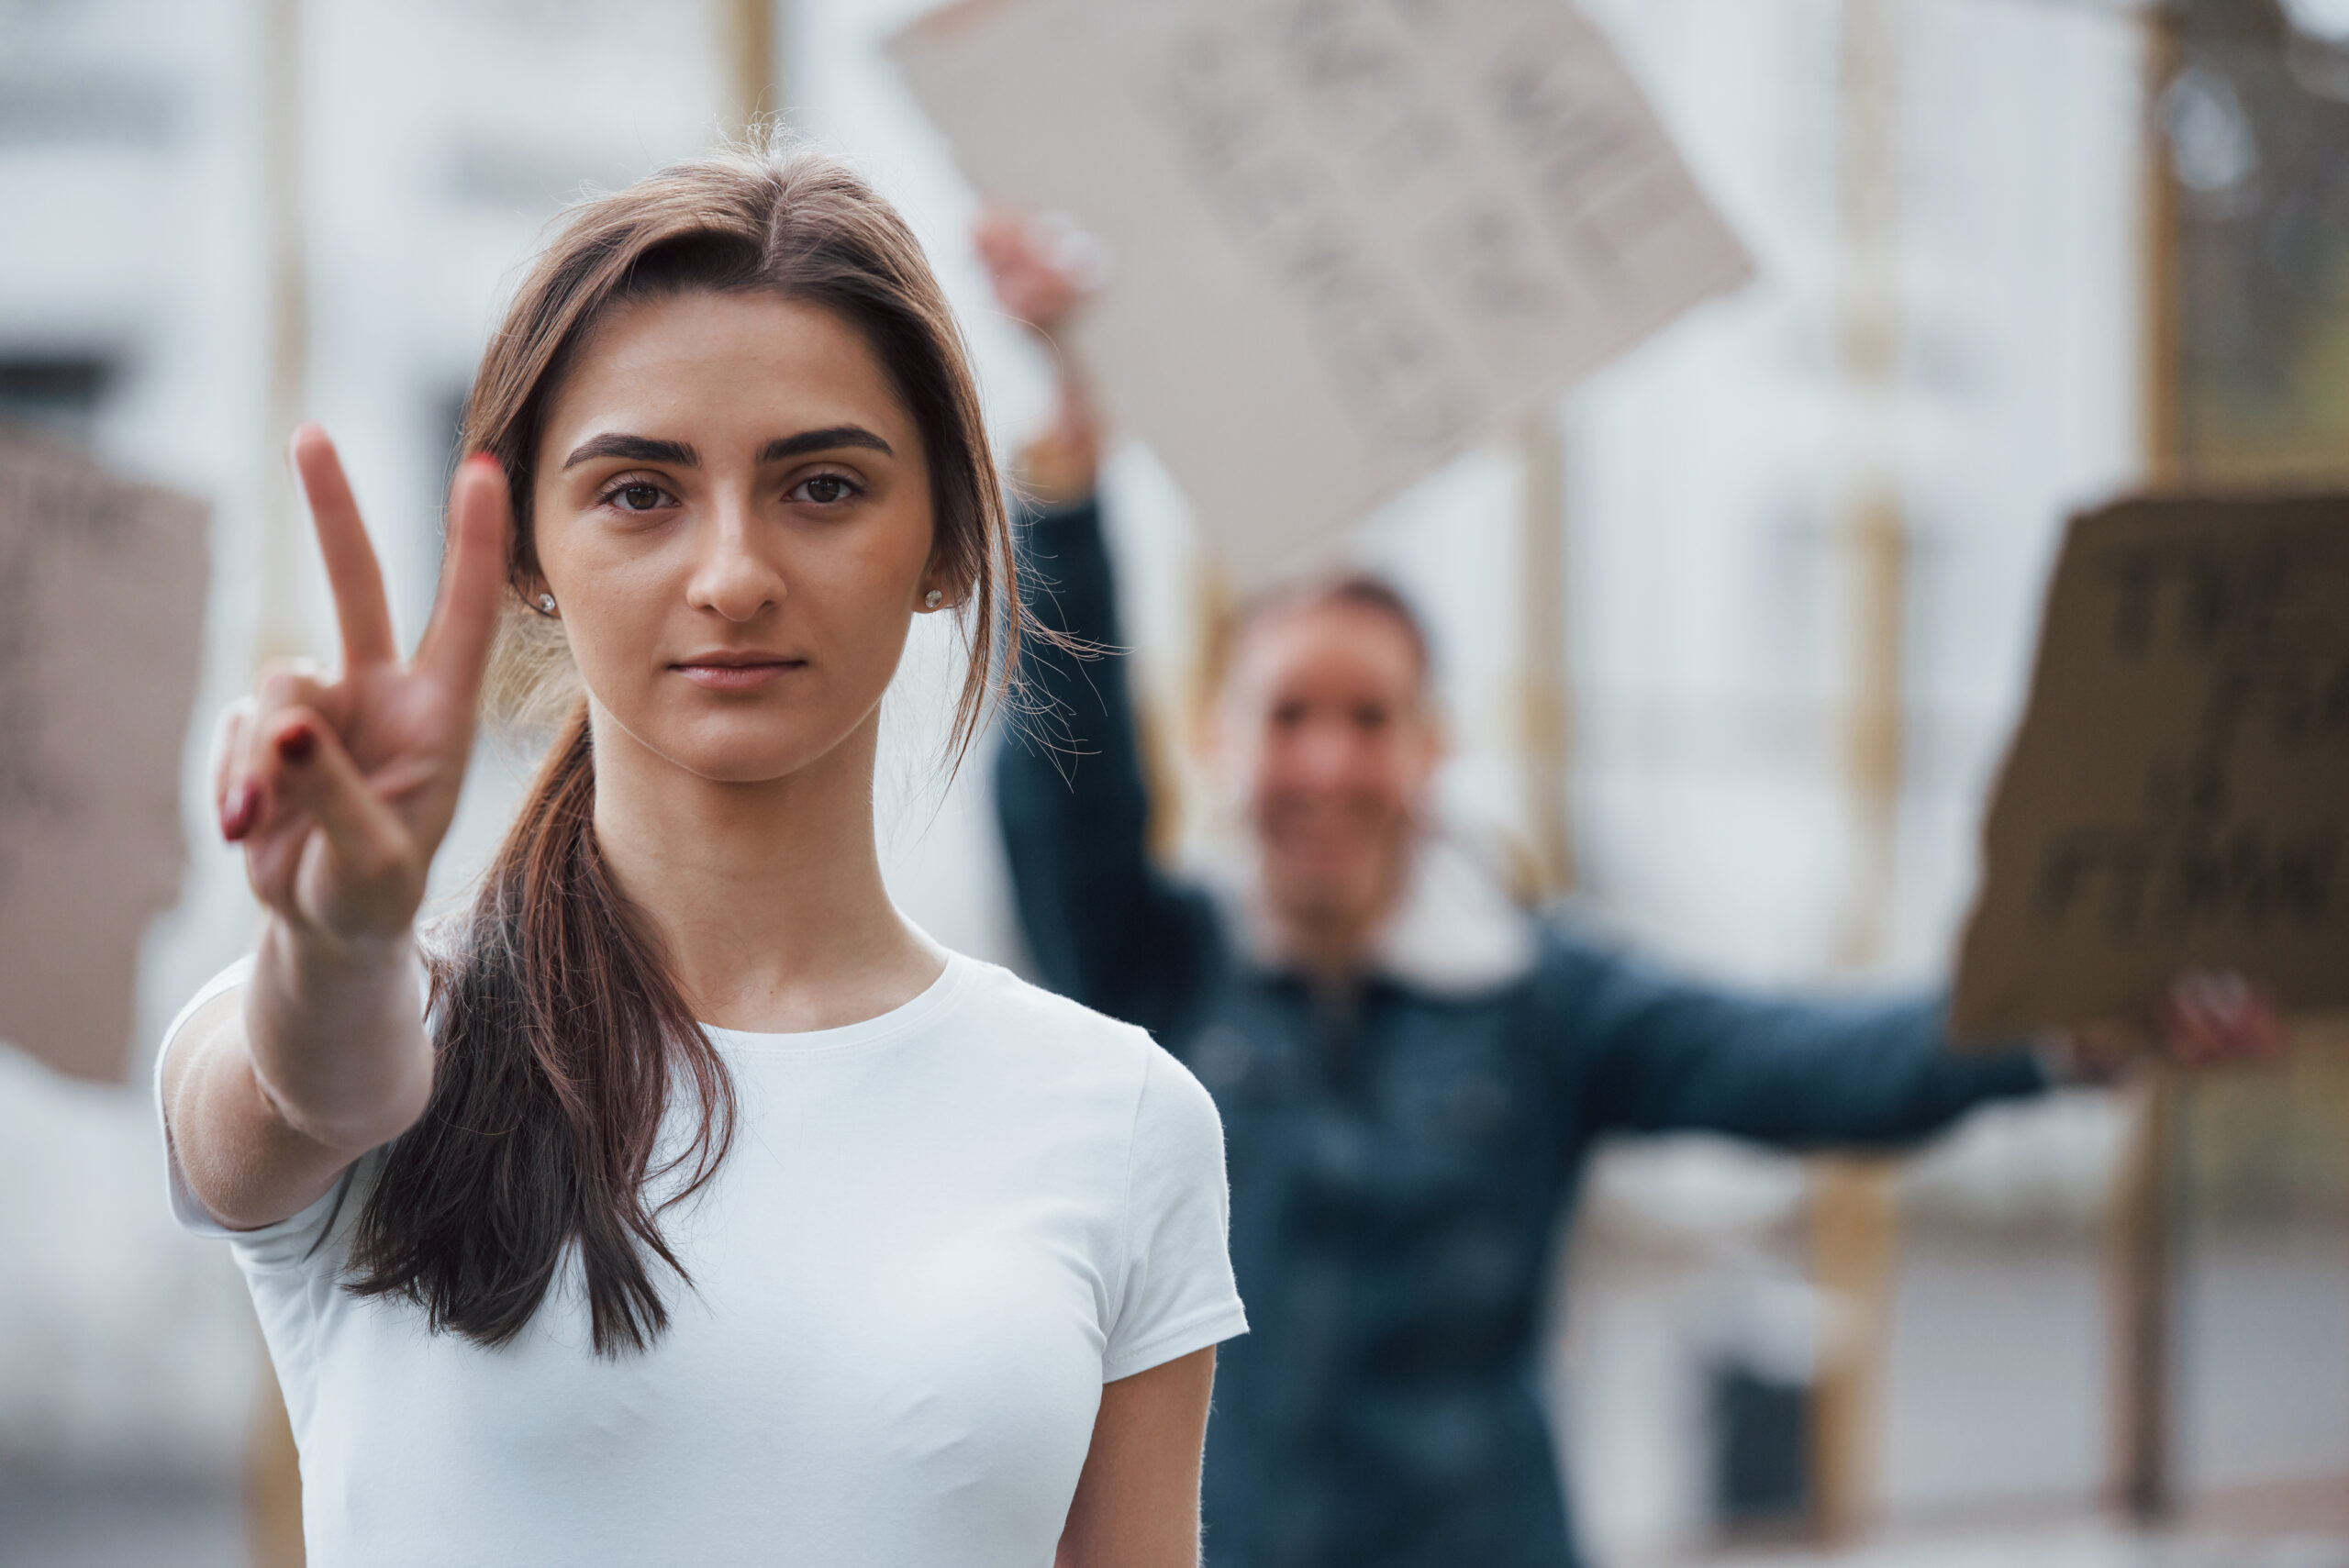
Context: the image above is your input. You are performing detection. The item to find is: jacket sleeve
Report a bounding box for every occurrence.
[1547,937,2049,1149]
[994,495,1219,1040]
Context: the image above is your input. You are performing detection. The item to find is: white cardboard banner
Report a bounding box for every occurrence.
[892,0,1753,583]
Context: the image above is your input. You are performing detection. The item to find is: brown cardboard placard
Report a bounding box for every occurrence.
[0,427,210,1082]
[890,0,1752,585]
[1952,495,2349,1040]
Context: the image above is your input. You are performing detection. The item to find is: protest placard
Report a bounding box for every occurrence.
[0,428,209,1082]
[891,0,1752,584]
[1953,496,2349,1040]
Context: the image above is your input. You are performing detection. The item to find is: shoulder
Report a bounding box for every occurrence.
[161,957,258,1061]
[1515,908,1719,1060]
[1129,1044,1225,1175]
[948,956,1221,1140]
[946,955,1164,1084]
[1522,909,1651,1004]
[954,955,1156,1051]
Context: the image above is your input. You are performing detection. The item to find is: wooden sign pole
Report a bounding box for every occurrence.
[2110,1071,2180,1521]
[247,3,311,1565]
[2111,5,2185,1526]
[718,0,777,140]
[1517,410,1575,900]
[1810,0,1906,1544]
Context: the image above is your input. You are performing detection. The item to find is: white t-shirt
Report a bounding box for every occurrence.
[157,950,1246,1568]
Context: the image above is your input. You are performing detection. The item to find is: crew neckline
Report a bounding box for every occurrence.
[698,951,974,1056]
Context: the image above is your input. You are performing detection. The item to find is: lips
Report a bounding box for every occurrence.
[670,652,805,693]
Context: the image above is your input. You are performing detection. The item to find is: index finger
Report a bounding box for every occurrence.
[290,425,398,670]
[414,453,512,706]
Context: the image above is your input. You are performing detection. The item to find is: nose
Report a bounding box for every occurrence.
[685,491,785,622]
[1288,716,1361,789]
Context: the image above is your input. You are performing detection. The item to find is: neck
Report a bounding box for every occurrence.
[1280,918,1377,993]
[585,704,940,1032]
[1264,855,1408,990]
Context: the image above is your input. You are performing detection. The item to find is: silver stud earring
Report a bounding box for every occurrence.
[537,593,557,617]
[924,589,943,609]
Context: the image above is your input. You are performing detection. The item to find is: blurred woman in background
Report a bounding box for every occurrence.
[157,149,1244,1567]
[981,210,2280,1568]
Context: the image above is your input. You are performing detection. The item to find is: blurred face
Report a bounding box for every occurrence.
[528,290,947,785]
[1219,600,1442,940]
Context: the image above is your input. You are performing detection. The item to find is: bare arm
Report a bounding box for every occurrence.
[161,429,508,1229]
[1056,1347,1215,1568]
[162,931,427,1229]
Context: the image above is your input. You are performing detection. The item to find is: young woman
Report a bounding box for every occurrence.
[158,149,1245,1567]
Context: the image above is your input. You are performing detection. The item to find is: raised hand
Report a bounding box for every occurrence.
[974,208,1102,506]
[973,208,1094,338]
[215,426,510,951]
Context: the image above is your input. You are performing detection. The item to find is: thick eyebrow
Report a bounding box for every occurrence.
[759,426,894,464]
[562,433,699,471]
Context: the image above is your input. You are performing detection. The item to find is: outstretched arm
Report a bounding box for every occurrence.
[1562,940,2285,1149]
[984,211,1216,1037]
[1559,941,2046,1149]
[162,430,509,1229]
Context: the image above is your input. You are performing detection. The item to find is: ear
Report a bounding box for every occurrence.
[1406,704,1448,794]
[915,554,970,614]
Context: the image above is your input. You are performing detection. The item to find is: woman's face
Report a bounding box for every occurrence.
[529,289,945,785]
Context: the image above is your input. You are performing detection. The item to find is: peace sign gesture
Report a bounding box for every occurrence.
[216,426,510,949]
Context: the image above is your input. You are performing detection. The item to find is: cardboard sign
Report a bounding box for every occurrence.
[891,0,1753,584]
[1953,496,2349,1040]
[0,428,210,1082]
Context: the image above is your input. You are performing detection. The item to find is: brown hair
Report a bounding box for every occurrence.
[343,143,1020,1354]
[1210,573,1435,698]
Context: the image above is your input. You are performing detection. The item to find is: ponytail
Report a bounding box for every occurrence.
[344,706,735,1354]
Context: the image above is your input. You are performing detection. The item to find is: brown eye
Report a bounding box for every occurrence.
[795,473,858,506]
[617,484,663,511]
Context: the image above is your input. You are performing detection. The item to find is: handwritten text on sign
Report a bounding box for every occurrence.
[1954,498,2349,1039]
[892,0,1752,584]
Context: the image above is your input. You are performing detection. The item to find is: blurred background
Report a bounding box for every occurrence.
[2,0,2346,1563]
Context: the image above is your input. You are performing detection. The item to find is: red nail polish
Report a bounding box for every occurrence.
[277,725,317,764]
[221,785,259,840]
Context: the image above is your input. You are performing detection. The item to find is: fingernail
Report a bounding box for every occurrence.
[276,725,317,764]
[221,785,259,841]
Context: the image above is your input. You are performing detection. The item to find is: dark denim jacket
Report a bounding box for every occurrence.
[996,498,2046,1568]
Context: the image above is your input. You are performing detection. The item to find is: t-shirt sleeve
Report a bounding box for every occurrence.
[152,955,369,1269]
[1101,1042,1249,1383]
